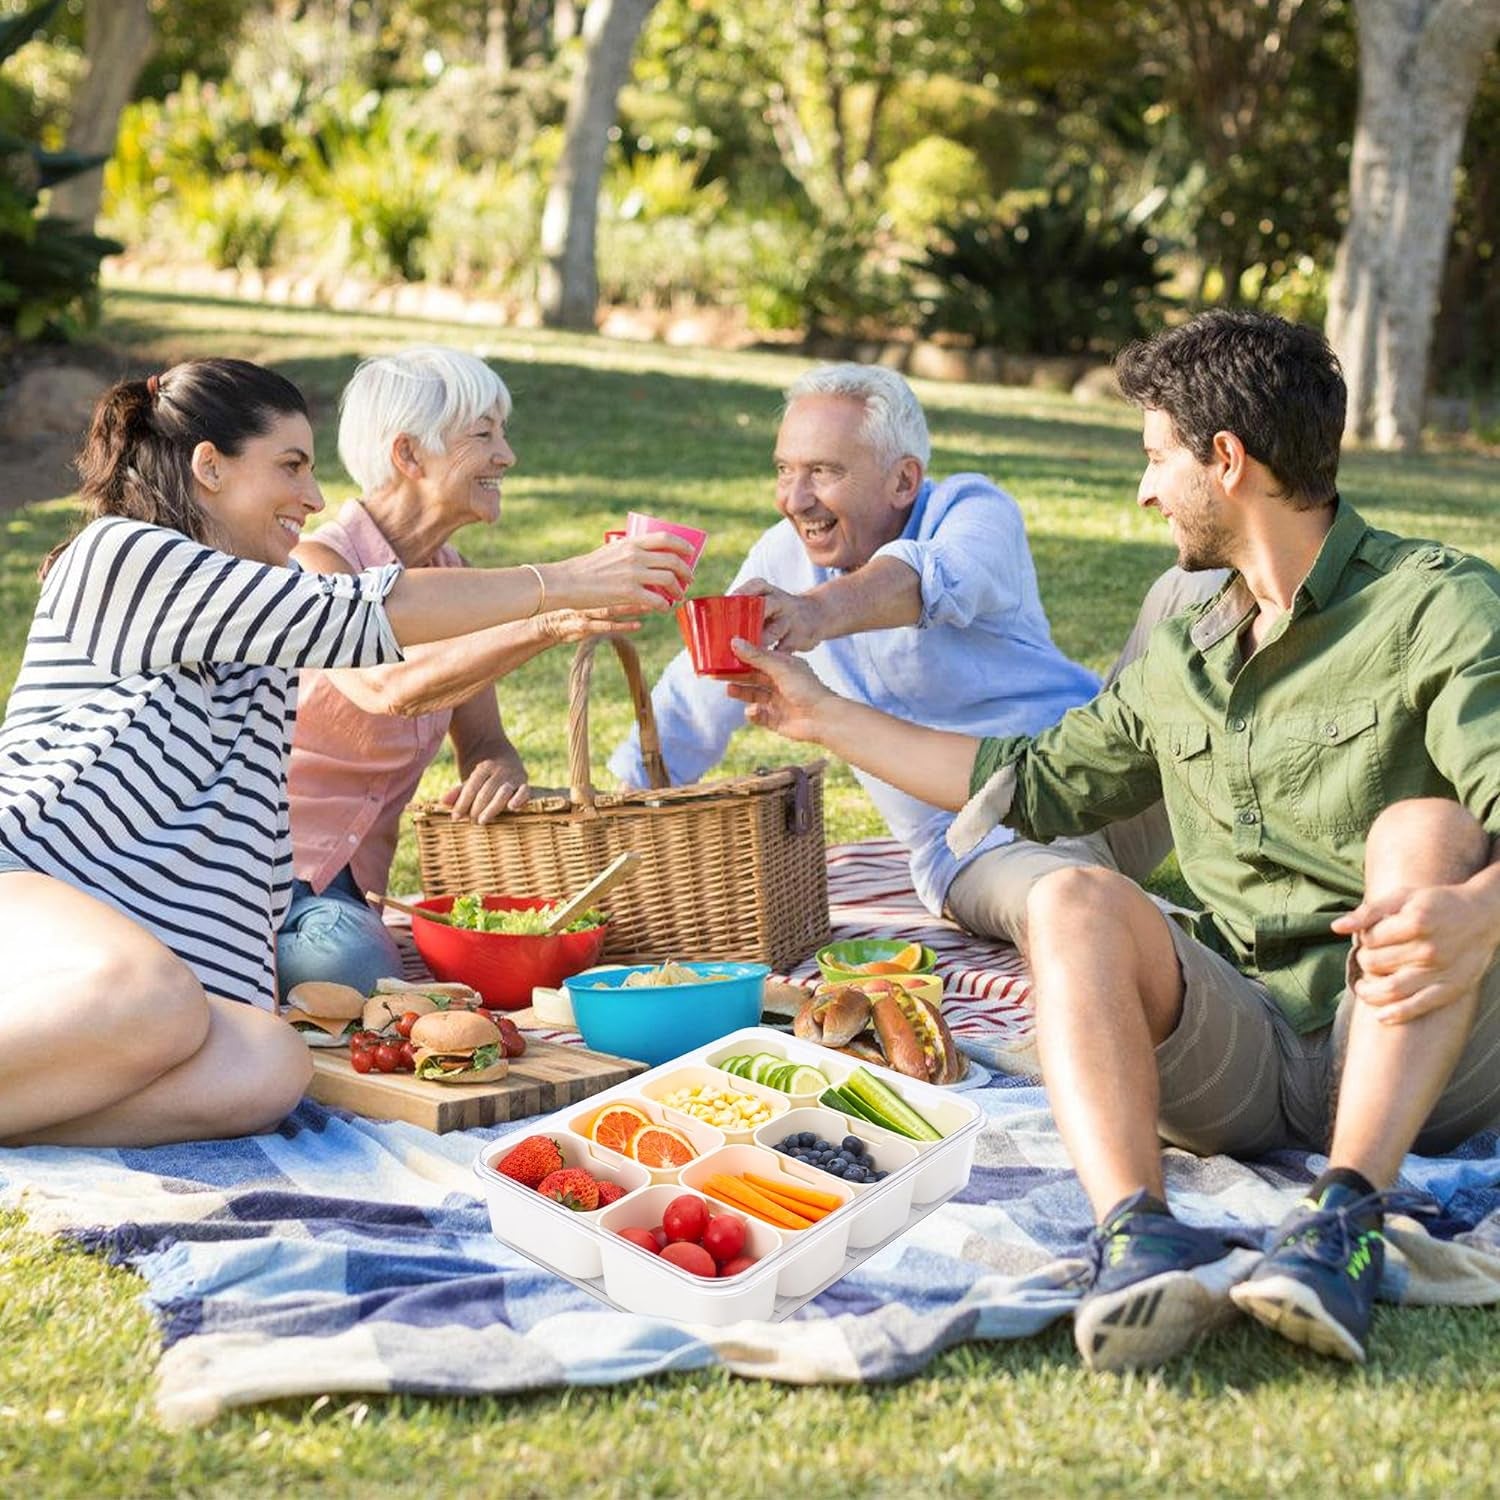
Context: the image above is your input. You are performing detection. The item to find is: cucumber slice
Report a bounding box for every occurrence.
[819,1085,892,1131]
[769,1063,798,1092]
[845,1066,943,1141]
[719,1055,750,1078]
[786,1065,829,1094]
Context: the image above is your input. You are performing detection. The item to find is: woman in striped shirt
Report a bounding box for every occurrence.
[0,358,691,1147]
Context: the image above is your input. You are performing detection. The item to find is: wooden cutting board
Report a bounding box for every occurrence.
[307,1039,646,1133]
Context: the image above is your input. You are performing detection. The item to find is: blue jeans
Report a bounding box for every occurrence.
[277,866,404,1000]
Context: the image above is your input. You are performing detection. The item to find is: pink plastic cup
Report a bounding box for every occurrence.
[676,594,765,679]
[626,511,707,600]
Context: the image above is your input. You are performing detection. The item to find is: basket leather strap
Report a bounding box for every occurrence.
[567,636,669,809]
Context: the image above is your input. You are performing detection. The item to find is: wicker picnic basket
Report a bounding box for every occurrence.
[412,636,831,971]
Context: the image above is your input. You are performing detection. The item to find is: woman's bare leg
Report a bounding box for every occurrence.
[0,873,310,1146]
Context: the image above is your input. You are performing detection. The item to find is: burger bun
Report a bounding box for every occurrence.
[285,981,366,1021]
[410,1009,503,1053]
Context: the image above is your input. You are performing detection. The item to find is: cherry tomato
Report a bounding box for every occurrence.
[701,1213,747,1265]
[661,1194,709,1244]
[651,1226,668,1249]
[397,1040,416,1071]
[395,1011,420,1039]
[660,1242,717,1277]
[718,1255,757,1278]
[615,1227,661,1255]
[350,1049,374,1074]
[372,1043,401,1073]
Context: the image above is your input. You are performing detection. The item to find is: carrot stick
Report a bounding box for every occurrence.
[739,1180,833,1221]
[702,1182,812,1231]
[705,1174,814,1230]
[742,1172,842,1212]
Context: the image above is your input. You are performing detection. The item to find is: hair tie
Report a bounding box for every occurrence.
[146,374,160,398]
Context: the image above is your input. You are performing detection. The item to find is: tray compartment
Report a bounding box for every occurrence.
[703,1037,835,1110]
[474,1132,650,1280]
[753,1106,919,1249]
[564,1094,726,1181]
[638,1064,790,1142]
[681,1143,853,1296]
[595,1184,784,1321]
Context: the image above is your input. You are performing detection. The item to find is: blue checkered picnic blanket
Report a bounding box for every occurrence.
[2,1077,1497,1426]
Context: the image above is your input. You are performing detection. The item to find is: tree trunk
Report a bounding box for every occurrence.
[538,0,657,329]
[1326,0,1500,450]
[485,1,513,80]
[47,0,156,229]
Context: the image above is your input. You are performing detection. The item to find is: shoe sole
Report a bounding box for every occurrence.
[1074,1269,1237,1372]
[1230,1274,1366,1363]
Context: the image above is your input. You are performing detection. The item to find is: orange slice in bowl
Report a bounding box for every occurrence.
[886,941,926,973]
[628,1123,697,1168]
[590,1102,652,1156]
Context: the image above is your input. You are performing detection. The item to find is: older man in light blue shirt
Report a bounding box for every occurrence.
[609,364,1216,942]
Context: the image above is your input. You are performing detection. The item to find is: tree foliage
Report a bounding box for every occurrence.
[0,0,120,341]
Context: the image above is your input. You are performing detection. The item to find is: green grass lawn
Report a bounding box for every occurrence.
[1,288,1497,1496]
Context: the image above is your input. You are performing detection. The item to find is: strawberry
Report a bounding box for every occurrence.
[495,1135,564,1188]
[595,1180,626,1208]
[537,1168,602,1212]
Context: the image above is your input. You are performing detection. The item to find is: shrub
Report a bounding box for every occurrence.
[882,136,990,244]
[0,0,120,342]
[917,178,1170,354]
[178,173,289,271]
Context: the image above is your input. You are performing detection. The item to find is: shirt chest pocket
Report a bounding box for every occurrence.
[1164,721,1216,828]
[1280,699,1383,836]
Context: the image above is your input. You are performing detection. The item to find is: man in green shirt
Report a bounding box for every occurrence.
[728,310,1500,1374]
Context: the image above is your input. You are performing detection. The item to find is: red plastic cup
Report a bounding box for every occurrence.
[603,528,627,544]
[626,511,707,600]
[676,594,765,679]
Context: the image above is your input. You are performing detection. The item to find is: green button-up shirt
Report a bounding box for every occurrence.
[957,501,1500,1033]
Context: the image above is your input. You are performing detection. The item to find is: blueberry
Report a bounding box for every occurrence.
[814,1139,831,1153]
[874,1170,888,1181]
[842,1135,863,1154]
[800,1132,817,1148]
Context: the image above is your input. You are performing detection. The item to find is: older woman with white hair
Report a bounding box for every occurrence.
[278,346,650,996]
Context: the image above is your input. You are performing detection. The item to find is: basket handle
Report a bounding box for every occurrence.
[566,635,669,809]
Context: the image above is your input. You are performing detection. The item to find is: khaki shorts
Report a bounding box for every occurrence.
[1156,922,1500,1156]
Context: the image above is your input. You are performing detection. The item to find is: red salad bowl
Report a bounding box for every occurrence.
[407,895,609,1011]
[675,594,765,679]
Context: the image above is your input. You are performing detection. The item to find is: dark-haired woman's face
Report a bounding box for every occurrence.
[196,412,324,565]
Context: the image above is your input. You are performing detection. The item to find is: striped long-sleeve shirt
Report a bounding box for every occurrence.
[0,517,404,1007]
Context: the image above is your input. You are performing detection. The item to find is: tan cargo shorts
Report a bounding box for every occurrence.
[1155,921,1500,1157]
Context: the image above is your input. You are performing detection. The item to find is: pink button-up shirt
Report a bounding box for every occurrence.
[289,501,463,896]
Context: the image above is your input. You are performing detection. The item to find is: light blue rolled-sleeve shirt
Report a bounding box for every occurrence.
[607,474,1100,915]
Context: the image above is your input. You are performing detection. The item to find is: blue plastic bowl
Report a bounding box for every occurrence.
[565,961,769,1066]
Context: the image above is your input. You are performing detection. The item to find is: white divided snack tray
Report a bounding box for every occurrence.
[473,1025,984,1324]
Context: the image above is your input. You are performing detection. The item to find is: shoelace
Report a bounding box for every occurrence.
[1275,1187,1434,1269]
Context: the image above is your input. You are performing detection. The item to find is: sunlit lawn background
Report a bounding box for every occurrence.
[0,289,1496,1496]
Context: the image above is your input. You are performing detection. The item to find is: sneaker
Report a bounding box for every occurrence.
[1073,1190,1243,1372]
[1231,1182,1409,1363]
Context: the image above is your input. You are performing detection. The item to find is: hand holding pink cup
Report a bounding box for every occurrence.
[625,511,707,600]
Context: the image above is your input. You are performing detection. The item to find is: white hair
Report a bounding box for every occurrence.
[337,346,512,494]
[784,363,931,470]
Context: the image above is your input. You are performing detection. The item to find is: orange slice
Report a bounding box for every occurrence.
[844,943,925,976]
[590,1102,652,1156]
[628,1123,697,1168]
[886,942,926,973]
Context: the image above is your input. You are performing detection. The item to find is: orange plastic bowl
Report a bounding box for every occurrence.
[408,895,609,1011]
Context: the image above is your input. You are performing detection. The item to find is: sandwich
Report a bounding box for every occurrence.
[409,1009,509,1084]
[363,977,482,1033]
[284,981,367,1047]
